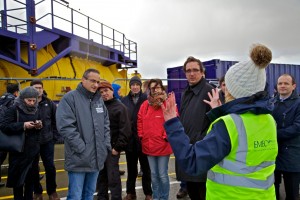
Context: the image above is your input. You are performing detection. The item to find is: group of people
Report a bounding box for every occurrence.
[163,44,300,200]
[0,43,299,200]
[0,80,59,200]
[54,69,172,200]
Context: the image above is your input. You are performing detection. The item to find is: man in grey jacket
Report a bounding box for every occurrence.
[56,68,111,200]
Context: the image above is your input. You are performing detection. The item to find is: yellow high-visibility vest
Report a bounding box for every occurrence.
[206,113,278,200]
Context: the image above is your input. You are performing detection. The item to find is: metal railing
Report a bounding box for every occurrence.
[0,0,137,61]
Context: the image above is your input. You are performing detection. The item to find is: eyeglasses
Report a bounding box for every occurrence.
[85,78,100,84]
[150,86,162,91]
[185,69,201,74]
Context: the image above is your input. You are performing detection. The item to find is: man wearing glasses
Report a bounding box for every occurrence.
[56,68,111,200]
[175,56,214,200]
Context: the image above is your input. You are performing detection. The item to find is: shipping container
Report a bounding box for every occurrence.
[167,59,300,109]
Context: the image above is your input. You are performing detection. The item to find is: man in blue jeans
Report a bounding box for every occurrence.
[56,69,111,200]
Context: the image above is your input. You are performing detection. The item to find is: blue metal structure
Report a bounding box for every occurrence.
[0,0,137,76]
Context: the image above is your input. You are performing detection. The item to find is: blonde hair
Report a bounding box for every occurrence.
[225,92,235,103]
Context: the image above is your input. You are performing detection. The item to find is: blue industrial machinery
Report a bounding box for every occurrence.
[0,0,137,76]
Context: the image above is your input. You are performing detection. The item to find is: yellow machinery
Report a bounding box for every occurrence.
[0,44,139,101]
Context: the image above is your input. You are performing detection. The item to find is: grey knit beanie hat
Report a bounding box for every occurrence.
[225,44,272,99]
[129,76,142,87]
[19,86,39,99]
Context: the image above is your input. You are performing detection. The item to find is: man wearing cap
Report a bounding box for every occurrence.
[97,80,131,200]
[121,76,152,200]
[272,74,300,200]
[162,44,278,199]
[56,69,111,200]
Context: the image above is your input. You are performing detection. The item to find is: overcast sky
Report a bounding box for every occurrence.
[68,0,300,79]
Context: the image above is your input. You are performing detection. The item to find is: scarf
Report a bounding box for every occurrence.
[14,97,38,115]
[147,91,167,110]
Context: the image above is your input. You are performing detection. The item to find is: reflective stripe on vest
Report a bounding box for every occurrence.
[208,113,277,190]
[208,170,274,190]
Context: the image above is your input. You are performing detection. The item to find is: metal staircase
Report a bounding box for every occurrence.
[0,0,137,76]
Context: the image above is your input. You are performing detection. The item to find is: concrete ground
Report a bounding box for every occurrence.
[0,144,293,199]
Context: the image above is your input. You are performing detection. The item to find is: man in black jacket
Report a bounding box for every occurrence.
[97,81,131,200]
[177,56,213,200]
[121,76,152,200]
[0,83,19,187]
[218,76,226,104]
[272,74,300,200]
[30,80,59,200]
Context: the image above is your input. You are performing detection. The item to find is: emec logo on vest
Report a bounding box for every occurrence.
[253,139,276,150]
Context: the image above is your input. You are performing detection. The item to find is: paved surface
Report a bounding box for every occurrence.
[0,144,291,199]
[0,144,190,200]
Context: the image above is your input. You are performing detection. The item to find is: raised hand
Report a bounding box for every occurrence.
[203,88,222,109]
[161,92,177,121]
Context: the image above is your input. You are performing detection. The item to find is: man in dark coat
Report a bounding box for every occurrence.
[218,76,226,104]
[30,80,59,200]
[177,56,213,200]
[272,74,300,200]
[121,76,152,200]
[0,83,19,187]
[97,81,131,200]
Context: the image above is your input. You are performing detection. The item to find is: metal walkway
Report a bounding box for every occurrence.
[0,0,137,76]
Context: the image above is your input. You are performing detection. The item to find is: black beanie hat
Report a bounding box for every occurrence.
[129,76,142,87]
[19,86,39,100]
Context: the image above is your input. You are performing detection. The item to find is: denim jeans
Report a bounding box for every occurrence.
[147,155,170,200]
[67,171,99,200]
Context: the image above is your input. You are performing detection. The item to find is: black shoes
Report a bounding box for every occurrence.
[119,170,125,175]
[176,188,188,199]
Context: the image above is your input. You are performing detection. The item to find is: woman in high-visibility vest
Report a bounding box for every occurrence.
[162,44,278,200]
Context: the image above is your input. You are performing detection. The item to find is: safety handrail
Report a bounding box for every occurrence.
[10,0,26,6]
[1,13,27,32]
[1,0,137,61]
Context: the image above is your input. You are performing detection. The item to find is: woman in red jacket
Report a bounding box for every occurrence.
[138,78,177,200]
